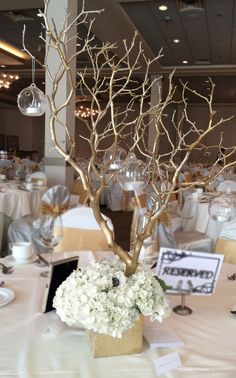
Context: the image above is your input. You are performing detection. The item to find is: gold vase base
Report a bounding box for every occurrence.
[86,316,144,358]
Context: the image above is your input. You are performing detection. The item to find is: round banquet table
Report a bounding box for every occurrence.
[0,251,236,377]
[0,182,46,220]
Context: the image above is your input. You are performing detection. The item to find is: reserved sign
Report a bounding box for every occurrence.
[156,248,223,295]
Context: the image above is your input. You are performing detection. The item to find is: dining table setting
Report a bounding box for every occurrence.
[0,179,47,220]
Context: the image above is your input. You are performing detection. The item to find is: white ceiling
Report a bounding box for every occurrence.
[0,0,236,107]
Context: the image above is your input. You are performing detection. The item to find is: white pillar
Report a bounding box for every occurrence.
[148,75,162,152]
[44,0,77,189]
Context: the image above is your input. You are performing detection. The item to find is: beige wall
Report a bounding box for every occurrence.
[0,108,45,160]
[181,104,236,163]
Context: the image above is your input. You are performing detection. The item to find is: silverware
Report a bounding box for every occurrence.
[0,263,14,274]
[36,254,49,267]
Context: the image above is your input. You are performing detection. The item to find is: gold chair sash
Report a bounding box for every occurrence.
[39,202,69,216]
[214,238,236,264]
[158,211,171,227]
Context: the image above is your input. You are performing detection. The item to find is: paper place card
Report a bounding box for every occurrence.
[154,351,182,376]
[144,318,184,349]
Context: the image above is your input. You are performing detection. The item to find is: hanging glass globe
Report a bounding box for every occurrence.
[117,153,150,191]
[103,146,127,171]
[208,194,236,222]
[17,84,46,116]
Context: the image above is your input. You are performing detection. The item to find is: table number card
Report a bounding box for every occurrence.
[156,248,223,295]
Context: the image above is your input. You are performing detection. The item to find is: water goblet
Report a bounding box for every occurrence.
[39,214,63,277]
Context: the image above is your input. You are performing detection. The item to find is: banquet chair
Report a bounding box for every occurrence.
[0,213,12,257]
[0,159,12,169]
[106,182,125,211]
[214,219,236,263]
[174,229,213,252]
[158,212,213,253]
[8,185,71,254]
[216,180,236,192]
[54,206,113,252]
[29,171,47,186]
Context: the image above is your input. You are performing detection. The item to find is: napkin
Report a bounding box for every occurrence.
[38,312,85,338]
[39,311,66,338]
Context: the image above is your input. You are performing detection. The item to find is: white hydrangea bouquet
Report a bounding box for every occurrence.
[53,259,171,338]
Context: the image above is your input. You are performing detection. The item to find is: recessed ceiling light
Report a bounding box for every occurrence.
[0,65,6,68]
[158,5,168,11]
[182,60,188,64]
[173,38,180,43]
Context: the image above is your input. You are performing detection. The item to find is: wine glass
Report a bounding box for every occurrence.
[39,214,63,277]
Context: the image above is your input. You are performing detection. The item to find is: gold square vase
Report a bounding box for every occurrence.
[86,316,144,358]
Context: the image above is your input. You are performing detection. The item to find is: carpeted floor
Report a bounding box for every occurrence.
[100,206,133,252]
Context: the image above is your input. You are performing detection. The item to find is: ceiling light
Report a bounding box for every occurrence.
[173,38,180,43]
[176,0,204,12]
[158,5,168,11]
[0,41,29,60]
[182,60,188,64]
[0,73,19,89]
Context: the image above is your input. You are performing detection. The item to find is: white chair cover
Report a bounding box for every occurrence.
[0,213,12,257]
[69,194,80,208]
[0,159,12,168]
[8,220,48,254]
[105,182,124,211]
[20,159,37,167]
[8,185,71,254]
[157,212,213,253]
[216,180,236,192]
[29,171,47,186]
[40,185,70,210]
[175,230,213,253]
[217,218,236,240]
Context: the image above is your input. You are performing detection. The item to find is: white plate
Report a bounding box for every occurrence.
[0,288,15,307]
[8,255,38,265]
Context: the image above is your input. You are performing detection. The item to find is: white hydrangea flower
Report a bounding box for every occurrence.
[53,259,171,338]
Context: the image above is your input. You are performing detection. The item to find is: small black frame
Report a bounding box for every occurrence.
[42,256,79,313]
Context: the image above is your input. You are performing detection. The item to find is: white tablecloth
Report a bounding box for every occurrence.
[0,184,46,219]
[1,253,236,377]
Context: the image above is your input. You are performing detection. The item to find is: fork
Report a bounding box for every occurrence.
[0,263,14,274]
